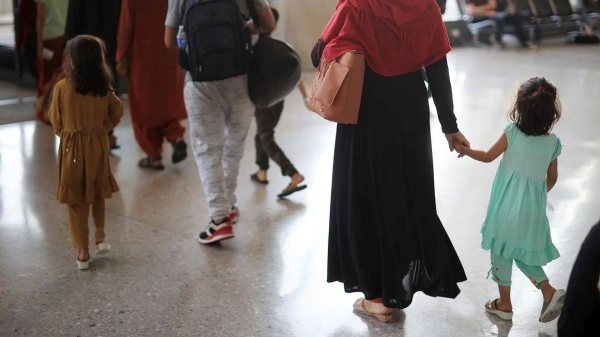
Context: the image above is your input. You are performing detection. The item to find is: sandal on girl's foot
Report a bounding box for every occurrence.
[277,184,307,198]
[485,299,513,321]
[171,141,188,164]
[95,242,111,255]
[353,298,393,323]
[76,256,93,270]
[539,289,566,323]
[250,173,268,184]
[138,156,164,170]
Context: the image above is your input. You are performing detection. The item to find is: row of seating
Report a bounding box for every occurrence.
[462,0,599,44]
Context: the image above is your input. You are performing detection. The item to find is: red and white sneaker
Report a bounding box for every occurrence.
[229,206,240,225]
[198,218,234,244]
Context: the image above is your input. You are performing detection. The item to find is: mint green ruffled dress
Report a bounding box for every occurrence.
[481,124,562,266]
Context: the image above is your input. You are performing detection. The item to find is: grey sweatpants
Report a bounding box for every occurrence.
[184,74,254,220]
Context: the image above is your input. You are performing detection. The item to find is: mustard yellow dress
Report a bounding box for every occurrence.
[48,79,124,204]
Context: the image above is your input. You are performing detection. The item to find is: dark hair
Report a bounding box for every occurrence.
[64,35,114,97]
[271,7,280,23]
[509,77,561,136]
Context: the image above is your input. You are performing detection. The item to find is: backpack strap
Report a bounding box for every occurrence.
[245,0,261,29]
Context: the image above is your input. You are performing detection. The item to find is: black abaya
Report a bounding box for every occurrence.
[64,0,122,89]
[315,42,467,308]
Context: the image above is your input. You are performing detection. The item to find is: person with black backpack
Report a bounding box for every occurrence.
[165,0,275,244]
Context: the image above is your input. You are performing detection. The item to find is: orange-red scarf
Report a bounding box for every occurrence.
[320,0,451,76]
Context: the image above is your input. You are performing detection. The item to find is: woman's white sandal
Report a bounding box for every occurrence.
[76,256,92,270]
[539,289,566,323]
[95,242,111,255]
[485,299,513,321]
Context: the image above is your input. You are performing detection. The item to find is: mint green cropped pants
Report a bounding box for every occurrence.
[489,253,548,288]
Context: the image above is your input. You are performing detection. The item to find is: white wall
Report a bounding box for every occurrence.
[0,0,12,15]
[269,0,337,70]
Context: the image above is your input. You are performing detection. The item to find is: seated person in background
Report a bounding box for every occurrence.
[465,0,535,49]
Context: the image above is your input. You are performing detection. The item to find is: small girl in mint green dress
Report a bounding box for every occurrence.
[455,77,565,323]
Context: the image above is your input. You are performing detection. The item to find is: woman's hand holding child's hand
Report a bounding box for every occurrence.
[454,141,468,158]
[445,132,470,158]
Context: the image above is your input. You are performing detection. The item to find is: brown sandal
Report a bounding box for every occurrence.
[353,298,392,323]
[138,156,165,170]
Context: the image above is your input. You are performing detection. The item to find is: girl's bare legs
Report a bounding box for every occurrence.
[95,228,105,244]
[496,282,556,313]
[539,281,557,302]
[496,285,513,312]
[78,248,89,261]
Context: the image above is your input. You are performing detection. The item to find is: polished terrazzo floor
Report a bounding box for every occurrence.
[1,44,599,337]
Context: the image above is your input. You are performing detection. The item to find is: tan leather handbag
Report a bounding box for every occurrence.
[307,51,365,124]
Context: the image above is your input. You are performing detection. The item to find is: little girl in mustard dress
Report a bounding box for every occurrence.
[48,35,123,270]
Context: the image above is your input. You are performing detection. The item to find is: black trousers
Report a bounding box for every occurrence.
[254,100,298,177]
[474,14,530,47]
[557,220,600,336]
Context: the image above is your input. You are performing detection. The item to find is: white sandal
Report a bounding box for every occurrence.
[76,256,92,270]
[539,289,566,323]
[485,299,513,321]
[95,242,111,255]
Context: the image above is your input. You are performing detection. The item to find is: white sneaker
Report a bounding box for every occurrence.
[198,219,234,244]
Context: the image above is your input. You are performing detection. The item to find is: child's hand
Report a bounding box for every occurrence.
[116,61,128,77]
[454,141,468,158]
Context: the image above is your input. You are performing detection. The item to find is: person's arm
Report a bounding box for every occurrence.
[165,26,178,49]
[47,82,63,136]
[424,57,457,134]
[105,92,124,131]
[35,1,45,58]
[547,159,558,192]
[165,0,183,49]
[116,0,133,76]
[298,81,308,104]
[455,133,507,163]
[247,6,276,34]
[424,57,470,153]
[466,0,497,15]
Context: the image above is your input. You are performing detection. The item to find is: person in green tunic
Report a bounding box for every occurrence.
[455,77,566,324]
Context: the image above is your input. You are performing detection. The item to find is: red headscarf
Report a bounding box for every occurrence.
[320,0,451,76]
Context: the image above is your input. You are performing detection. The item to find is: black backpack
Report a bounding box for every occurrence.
[180,0,255,82]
